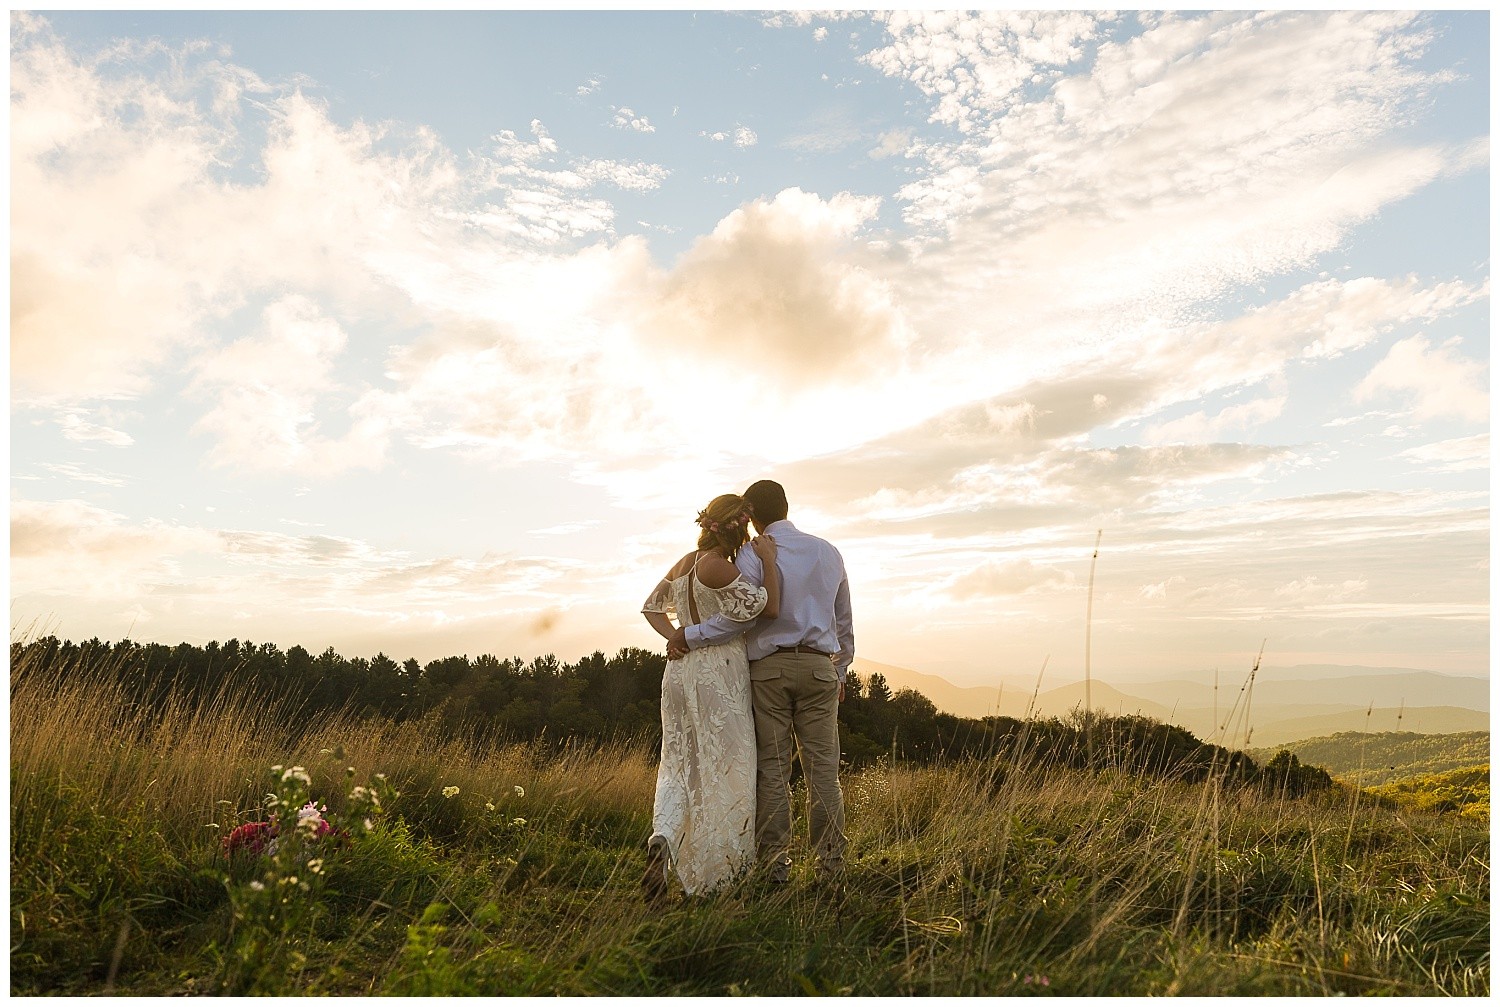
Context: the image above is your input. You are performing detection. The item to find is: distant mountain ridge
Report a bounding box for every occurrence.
[851,659,1491,748]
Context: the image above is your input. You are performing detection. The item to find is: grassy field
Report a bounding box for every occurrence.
[10,644,1490,996]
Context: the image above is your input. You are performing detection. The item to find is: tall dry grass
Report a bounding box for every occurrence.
[10,639,1490,996]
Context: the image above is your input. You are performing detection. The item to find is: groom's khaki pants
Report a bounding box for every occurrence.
[749,652,846,880]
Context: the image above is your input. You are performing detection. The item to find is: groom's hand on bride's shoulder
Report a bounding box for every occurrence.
[751,534,777,562]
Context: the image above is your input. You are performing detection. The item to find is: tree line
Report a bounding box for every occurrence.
[11,635,1331,793]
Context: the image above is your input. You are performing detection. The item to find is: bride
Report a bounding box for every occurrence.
[640,493,780,900]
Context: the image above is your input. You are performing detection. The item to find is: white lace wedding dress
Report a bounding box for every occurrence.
[640,560,766,894]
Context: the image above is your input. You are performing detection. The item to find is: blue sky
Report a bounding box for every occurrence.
[10,10,1490,686]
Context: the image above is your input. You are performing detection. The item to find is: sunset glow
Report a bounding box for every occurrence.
[10,10,1489,687]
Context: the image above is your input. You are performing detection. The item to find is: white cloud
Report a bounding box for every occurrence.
[642,188,907,382]
[868,129,912,159]
[863,10,1107,133]
[1398,434,1490,473]
[40,463,128,487]
[1274,576,1369,603]
[1140,575,1186,601]
[856,11,1476,397]
[59,412,134,446]
[943,558,1072,598]
[1354,335,1488,422]
[10,495,591,638]
[700,125,758,147]
[11,497,220,599]
[1144,393,1287,445]
[12,19,670,429]
[609,105,656,133]
[10,18,253,405]
[191,296,392,475]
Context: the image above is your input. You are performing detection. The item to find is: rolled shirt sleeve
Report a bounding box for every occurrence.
[833,573,854,678]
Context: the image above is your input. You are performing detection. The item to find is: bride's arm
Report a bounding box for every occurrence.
[640,572,680,643]
[643,610,677,641]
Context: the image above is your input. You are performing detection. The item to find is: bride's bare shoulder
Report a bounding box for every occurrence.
[665,551,699,580]
[695,553,740,590]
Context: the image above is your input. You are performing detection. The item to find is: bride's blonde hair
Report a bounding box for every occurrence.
[696,493,753,560]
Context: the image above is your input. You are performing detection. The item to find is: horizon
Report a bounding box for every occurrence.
[10,11,1491,688]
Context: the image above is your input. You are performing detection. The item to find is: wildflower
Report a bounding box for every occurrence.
[223,820,276,858]
[319,748,333,755]
[485,801,496,812]
[297,802,335,839]
[307,858,324,875]
[442,786,460,799]
[281,766,311,785]
[511,817,527,827]
[249,881,265,891]
[514,785,525,798]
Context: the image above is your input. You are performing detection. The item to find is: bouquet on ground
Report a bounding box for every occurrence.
[221,800,348,860]
[221,760,390,862]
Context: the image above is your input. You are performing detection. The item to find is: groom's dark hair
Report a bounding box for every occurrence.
[743,480,789,525]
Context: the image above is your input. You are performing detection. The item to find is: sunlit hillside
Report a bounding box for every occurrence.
[1251,731,1490,787]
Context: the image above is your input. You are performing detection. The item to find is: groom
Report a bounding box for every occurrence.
[669,479,854,883]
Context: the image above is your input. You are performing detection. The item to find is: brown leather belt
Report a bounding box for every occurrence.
[774,645,832,658]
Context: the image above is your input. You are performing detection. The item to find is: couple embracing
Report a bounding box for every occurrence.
[640,479,854,900]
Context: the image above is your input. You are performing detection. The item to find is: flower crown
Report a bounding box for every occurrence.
[696,509,753,535]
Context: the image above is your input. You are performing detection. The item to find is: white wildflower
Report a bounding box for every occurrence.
[485,801,496,812]
[514,785,525,798]
[307,858,324,874]
[249,880,265,891]
[281,766,311,785]
[511,817,527,827]
[442,786,460,799]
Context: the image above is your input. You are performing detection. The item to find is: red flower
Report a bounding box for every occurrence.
[222,820,276,858]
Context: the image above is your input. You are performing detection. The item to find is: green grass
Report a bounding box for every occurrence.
[1251,731,1489,787]
[10,644,1490,996]
[1365,765,1490,824]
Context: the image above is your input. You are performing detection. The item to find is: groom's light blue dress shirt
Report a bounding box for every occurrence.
[684,519,855,680]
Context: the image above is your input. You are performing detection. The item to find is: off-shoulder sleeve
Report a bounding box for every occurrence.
[717,578,768,623]
[641,579,676,620]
